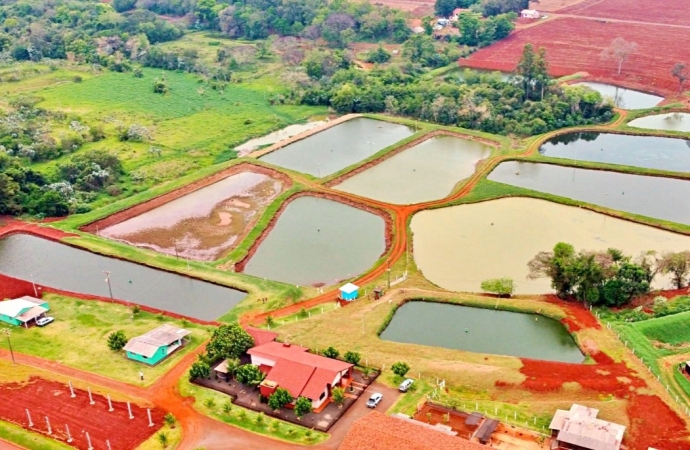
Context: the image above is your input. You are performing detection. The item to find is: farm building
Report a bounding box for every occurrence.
[549,404,625,450]
[246,331,353,411]
[520,9,540,19]
[124,324,191,365]
[339,283,359,301]
[339,411,485,450]
[0,296,49,328]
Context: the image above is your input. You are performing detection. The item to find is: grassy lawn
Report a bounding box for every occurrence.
[0,294,211,386]
[0,420,73,450]
[632,311,690,345]
[178,377,328,445]
[136,423,182,450]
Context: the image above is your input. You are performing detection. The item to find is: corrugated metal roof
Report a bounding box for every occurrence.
[550,404,624,450]
[124,324,191,358]
[0,297,46,319]
[339,283,358,294]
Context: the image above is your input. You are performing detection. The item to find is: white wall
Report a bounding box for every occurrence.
[250,354,277,368]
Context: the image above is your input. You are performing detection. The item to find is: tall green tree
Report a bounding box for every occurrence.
[206,324,254,360]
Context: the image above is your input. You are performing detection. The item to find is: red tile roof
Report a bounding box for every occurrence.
[245,326,279,347]
[301,368,337,400]
[265,359,316,399]
[249,341,352,373]
[339,411,486,450]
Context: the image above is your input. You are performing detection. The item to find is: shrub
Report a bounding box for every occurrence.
[107,330,127,351]
[294,396,312,420]
[73,75,83,83]
[480,277,515,297]
[322,346,339,359]
[392,361,410,377]
[190,361,211,381]
[153,77,169,94]
[331,387,345,406]
[268,387,293,411]
[131,304,140,315]
[343,351,361,365]
[222,402,232,414]
[255,412,265,427]
[270,420,280,432]
[157,431,168,447]
[203,397,216,409]
[235,364,266,387]
[238,409,247,421]
[164,413,176,428]
[105,185,122,197]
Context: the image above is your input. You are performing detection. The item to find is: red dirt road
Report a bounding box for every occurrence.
[461,17,690,95]
[0,377,164,450]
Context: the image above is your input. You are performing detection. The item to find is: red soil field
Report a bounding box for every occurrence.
[558,0,690,26]
[0,377,164,450]
[626,395,690,450]
[461,17,689,95]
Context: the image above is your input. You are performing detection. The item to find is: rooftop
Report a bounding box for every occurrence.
[249,341,352,373]
[339,411,486,450]
[550,404,625,450]
[124,324,191,358]
[245,326,279,347]
[339,283,359,294]
[0,297,46,319]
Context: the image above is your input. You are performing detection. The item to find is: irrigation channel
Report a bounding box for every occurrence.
[0,234,246,321]
[259,117,414,177]
[333,135,491,204]
[572,82,663,110]
[628,112,690,132]
[539,132,690,172]
[380,301,584,363]
[488,161,690,225]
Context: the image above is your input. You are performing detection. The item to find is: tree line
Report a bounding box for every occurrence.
[528,242,690,307]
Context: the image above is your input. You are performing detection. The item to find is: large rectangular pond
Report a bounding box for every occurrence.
[0,234,247,320]
[333,135,491,204]
[258,118,414,177]
[628,113,690,133]
[241,196,386,286]
[573,82,663,110]
[488,161,690,225]
[539,132,690,172]
[411,197,690,294]
[380,301,584,363]
[101,171,285,261]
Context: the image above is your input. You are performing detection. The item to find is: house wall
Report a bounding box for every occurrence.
[0,314,21,326]
[312,387,329,409]
[250,354,277,368]
[126,346,167,365]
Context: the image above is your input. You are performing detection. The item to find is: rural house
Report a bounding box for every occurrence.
[549,404,625,450]
[124,324,191,365]
[520,9,540,19]
[0,296,49,328]
[245,327,353,411]
[339,283,359,301]
[339,411,486,450]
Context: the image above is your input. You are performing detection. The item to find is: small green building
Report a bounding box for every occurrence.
[0,296,50,328]
[124,324,191,365]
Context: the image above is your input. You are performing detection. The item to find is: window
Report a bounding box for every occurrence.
[319,391,326,400]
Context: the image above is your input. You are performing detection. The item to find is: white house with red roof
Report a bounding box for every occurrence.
[244,327,353,411]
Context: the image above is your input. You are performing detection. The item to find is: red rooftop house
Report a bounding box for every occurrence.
[245,327,353,412]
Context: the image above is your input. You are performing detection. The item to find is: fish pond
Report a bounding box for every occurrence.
[0,234,247,320]
[488,161,690,225]
[259,118,414,177]
[380,301,584,363]
[101,171,285,261]
[539,131,690,172]
[411,197,690,294]
[241,196,386,286]
[333,135,491,204]
[572,82,662,110]
[628,113,690,133]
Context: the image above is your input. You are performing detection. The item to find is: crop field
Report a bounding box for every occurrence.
[461,17,690,94]
[558,0,690,26]
[633,312,690,346]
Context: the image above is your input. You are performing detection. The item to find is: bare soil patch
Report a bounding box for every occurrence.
[0,377,164,450]
[558,0,690,26]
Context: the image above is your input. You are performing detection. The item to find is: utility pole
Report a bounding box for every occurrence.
[387,264,391,289]
[103,270,113,299]
[3,329,15,365]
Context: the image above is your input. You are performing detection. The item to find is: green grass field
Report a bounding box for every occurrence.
[633,311,690,345]
[0,294,211,386]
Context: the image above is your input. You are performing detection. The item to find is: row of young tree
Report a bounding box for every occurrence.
[298,44,613,136]
[527,243,690,306]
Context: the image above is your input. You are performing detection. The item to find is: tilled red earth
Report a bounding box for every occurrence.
[0,377,164,450]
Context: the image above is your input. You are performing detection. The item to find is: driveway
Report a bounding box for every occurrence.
[320,381,401,449]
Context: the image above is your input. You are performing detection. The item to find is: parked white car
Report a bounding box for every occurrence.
[36,316,54,327]
[366,393,383,408]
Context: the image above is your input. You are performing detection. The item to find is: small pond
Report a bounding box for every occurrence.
[411,197,690,294]
[380,301,584,363]
[259,118,414,177]
[241,196,386,286]
[572,82,662,110]
[539,131,690,172]
[488,161,690,225]
[101,171,285,261]
[628,113,690,133]
[333,135,491,204]
[0,234,247,320]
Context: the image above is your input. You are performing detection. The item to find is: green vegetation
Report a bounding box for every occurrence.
[480,277,515,297]
[0,294,210,386]
[633,311,690,345]
[268,388,294,411]
[206,323,255,360]
[392,361,410,377]
[136,423,182,450]
[235,364,266,387]
[0,420,74,450]
[107,330,128,351]
[190,361,212,380]
[293,396,313,419]
[179,377,328,445]
[322,346,339,358]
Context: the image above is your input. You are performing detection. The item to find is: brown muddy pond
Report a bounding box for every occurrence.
[101,171,285,261]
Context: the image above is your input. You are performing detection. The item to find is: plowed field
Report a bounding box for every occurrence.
[559,0,690,26]
[460,17,689,94]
